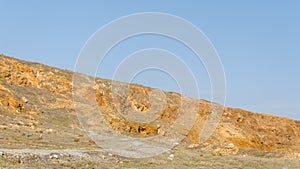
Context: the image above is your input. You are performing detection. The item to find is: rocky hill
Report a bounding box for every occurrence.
[0,54,300,168]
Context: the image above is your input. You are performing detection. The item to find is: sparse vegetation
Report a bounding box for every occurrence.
[0,54,299,168]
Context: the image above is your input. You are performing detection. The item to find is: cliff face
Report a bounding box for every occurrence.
[0,54,299,157]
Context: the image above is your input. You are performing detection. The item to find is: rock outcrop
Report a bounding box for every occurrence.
[0,54,299,157]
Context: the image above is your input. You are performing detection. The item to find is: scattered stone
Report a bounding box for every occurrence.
[173,142,180,146]
[16,121,24,126]
[74,138,80,142]
[0,125,7,130]
[168,154,174,161]
[188,143,200,149]
[38,133,43,140]
[116,160,123,164]
[49,153,60,159]
[88,139,96,144]
[21,97,28,103]
[13,153,21,163]
[26,133,33,137]
[227,143,235,149]
[46,128,54,134]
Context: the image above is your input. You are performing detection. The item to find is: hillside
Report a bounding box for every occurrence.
[0,54,299,168]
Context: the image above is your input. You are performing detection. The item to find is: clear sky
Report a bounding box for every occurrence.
[1,1,299,120]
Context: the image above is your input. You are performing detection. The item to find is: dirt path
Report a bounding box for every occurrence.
[0,148,104,156]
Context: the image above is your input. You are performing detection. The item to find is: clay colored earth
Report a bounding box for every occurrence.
[0,54,299,168]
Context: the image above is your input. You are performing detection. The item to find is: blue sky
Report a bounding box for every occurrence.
[1,1,299,120]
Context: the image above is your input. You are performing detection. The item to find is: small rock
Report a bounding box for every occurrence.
[26,133,33,137]
[13,153,21,163]
[16,121,24,126]
[188,143,199,149]
[21,97,28,103]
[50,153,59,159]
[88,139,96,144]
[237,114,244,122]
[168,154,174,161]
[38,134,43,140]
[227,143,235,149]
[47,128,54,134]
[173,142,180,146]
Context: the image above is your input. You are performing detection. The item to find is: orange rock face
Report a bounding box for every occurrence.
[0,54,299,155]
